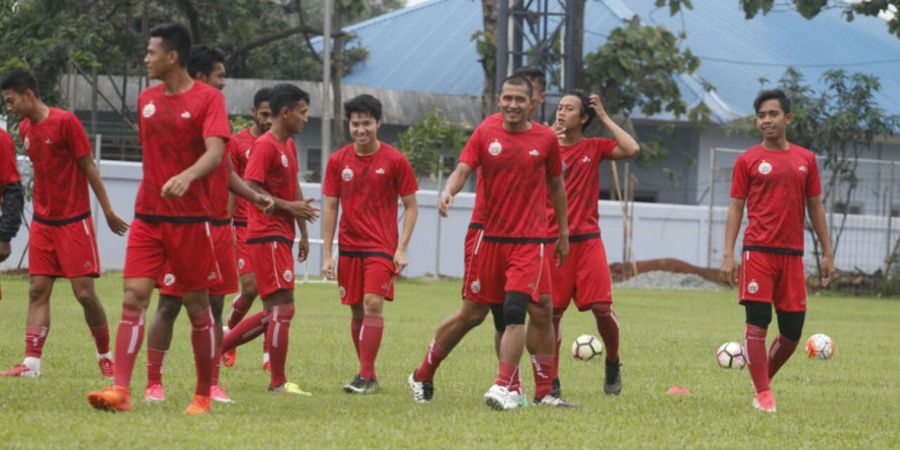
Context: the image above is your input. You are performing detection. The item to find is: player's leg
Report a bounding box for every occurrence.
[69,277,113,378]
[768,254,808,382]
[0,275,54,377]
[348,257,394,393]
[262,289,305,394]
[208,293,233,402]
[739,250,778,412]
[579,239,620,395]
[144,293,181,401]
[485,290,530,410]
[181,288,216,414]
[222,242,274,354]
[344,301,370,393]
[769,309,804,380]
[224,273,258,367]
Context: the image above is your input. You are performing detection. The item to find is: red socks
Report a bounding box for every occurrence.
[351,318,363,358]
[146,348,167,387]
[768,335,799,380]
[24,326,49,358]
[358,316,384,381]
[745,324,770,393]
[591,303,620,363]
[267,303,295,388]
[189,308,215,397]
[227,294,254,330]
[531,354,555,399]
[415,339,447,382]
[495,361,519,387]
[113,306,146,389]
[89,325,110,355]
[223,310,269,352]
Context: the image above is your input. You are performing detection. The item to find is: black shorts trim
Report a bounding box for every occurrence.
[742,245,803,256]
[339,250,393,261]
[210,218,232,227]
[468,223,484,230]
[32,211,91,226]
[570,232,601,242]
[134,213,210,224]
[233,220,248,228]
[482,235,549,244]
[246,236,293,246]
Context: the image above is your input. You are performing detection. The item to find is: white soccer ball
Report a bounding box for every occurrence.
[716,341,746,369]
[806,333,835,360]
[571,334,603,361]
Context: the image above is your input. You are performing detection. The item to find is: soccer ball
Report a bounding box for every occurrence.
[806,333,835,360]
[716,341,746,369]
[571,334,603,361]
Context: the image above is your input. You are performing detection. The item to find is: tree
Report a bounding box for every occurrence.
[397,111,468,179]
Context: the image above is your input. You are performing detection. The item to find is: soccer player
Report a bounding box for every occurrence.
[143,45,272,404]
[0,127,24,266]
[548,91,639,397]
[222,87,274,370]
[720,89,835,413]
[321,94,418,394]
[87,23,231,415]
[220,83,318,395]
[0,69,128,379]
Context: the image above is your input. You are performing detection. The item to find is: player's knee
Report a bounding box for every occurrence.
[363,294,384,316]
[72,286,99,305]
[209,298,225,324]
[590,302,612,318]
[744,301,772,329]
[490,304,505,332]
[241,279,258,301]
[776,311,805,341]
[157,298,181,322]
[503,292,530,326]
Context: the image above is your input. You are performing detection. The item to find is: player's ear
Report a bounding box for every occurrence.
[784,112,793,124]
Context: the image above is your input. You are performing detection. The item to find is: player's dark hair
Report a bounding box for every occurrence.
[513,66,546,91]
[0,69,40,98]
[187,44,225,79]
[344,94,382,122]
[500,75,533,99]
[269,83,310,116]
[563,89,596,131]
[753,89,791,114]
[149,23,193,67]
[253,87,273,109]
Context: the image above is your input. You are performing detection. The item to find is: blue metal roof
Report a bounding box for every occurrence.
[324,0,900,122]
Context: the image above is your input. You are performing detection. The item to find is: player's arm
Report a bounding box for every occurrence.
[226,158,274,214]
[76,155,129,235]
[162,136,224,198]
[321,195,340,280]
[807,195,835,287]
[294,183,311,263]
[395,194,418,274]
[590,94,639,160]
[438,163,473,217]
[244,180,317,220]
[0,182,24,262]
[720,197,745,287]
[548,174,569,267]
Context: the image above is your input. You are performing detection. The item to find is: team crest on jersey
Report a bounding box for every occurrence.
[581,155,591,164]
[488,140,503,156]
[23,137,29,150]
[342,167,354,181]
[142,102,156,118]
[238,258,245,270]
[339,286,347,298]
[470,279,481,294]
[163,273,176,286]
[798,165,808,173]
[747,280,759,294]
[758,161,772,175]
[282,270,293,282]
[281,154,289,167]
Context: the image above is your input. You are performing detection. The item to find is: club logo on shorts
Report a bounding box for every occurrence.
[747,280,759,294]
[342,167,354,181]
[23,137,30,150]
[84,260,93,268]
[208,272,218,281]
[758,161,772,175]
[142,102,156,118]
[281,153,289,167]
[339,286,346,298]
[238,258,245,269]
[282,270,293,282]
[470,279,481,294]
[163,273,176,286]
[488,140,503,156]
[528,149,540,157]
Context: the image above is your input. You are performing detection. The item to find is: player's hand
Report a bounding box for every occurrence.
[589,94,608,120]
[322,256,335,280]
[551,120,566,140]
[253,193,276,215]
[554,235,569,268]
[438,191,454,217]
[297,236,309,263]
[161,172,194,198]
[0,241,11,263]
[104,210,130,236]
[720,255,739,287]
[819,254,835,287]
[394,249,409,274]
[285,198,319,221]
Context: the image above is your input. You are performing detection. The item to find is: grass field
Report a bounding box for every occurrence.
[0,274,898,449]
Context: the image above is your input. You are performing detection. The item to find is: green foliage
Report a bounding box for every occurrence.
[470,30,496,77]
[397,111,469,178]
[738,0,900,37]
[229,115,254,133]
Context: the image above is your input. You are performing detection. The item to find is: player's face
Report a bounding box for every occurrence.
[528,82,546,120]
[282,100,309,134]
[755,99,792,140]
[252,101,273,133]
[555,95,585,131]
[204,62,226,90]
[144,37,177,80]
[497,83,531,126]
[348,111,380,147]
[2,89,33,120]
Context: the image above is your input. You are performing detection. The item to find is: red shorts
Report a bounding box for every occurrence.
[539,243,553,297]
[549,237,613,311]
[738,250,807,312]
[461,225,483,301]
[464,240,545,305]
[124,219,220,291]
[233,223,254,276]
[338,253,396,305]
[28,215,100,278]
[248,239,295,299]
[159,222,239,297]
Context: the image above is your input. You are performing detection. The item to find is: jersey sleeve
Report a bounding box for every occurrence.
[64,113,93,160]
[545,136,563,177]
[243,140,271,185]
[202,91,232,141]
[322,153,342,197]
[395,154,419,197]
[730,155,750,199]
[0,130,20,185]
[458,126,482,168]
[805,153,823,198]
[593,137,618,161]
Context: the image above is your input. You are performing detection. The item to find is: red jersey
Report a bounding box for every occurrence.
[731,143,822,253]
[244,132,299,241]
[0,128,20,185]
[228,128,259,222]
[323,142,418,255]
[134,81,231,220]
[547,137,617,237]
[208,153,231,221]
[459,119,562,240]
[19,108,92,221]
[468,113,503,226]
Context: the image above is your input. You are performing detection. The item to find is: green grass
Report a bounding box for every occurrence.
[0,274,898,449]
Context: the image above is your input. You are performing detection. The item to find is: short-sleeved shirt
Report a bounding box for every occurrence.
[243,132,299,242]
[208,152,231,221]
[134,81,231,220]
[0,128,20,186]
[19,108,92,221]
[228,128,259,222]
[731,143,822,253]
[547,137,617,237]
[468,113,504,226]
[459,119,562,240]
[323,142,418,255]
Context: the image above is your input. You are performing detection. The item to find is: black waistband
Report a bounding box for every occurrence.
[135,213,210,224]
[482,235,550,244]
[210,218,232,227]
[742,245,803,256]
[232,220,248,228]
[32,211,91,226]
[339,250,393,261]
[247,236,293,246]
[570,232,601,242]
[468,222,484,229]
